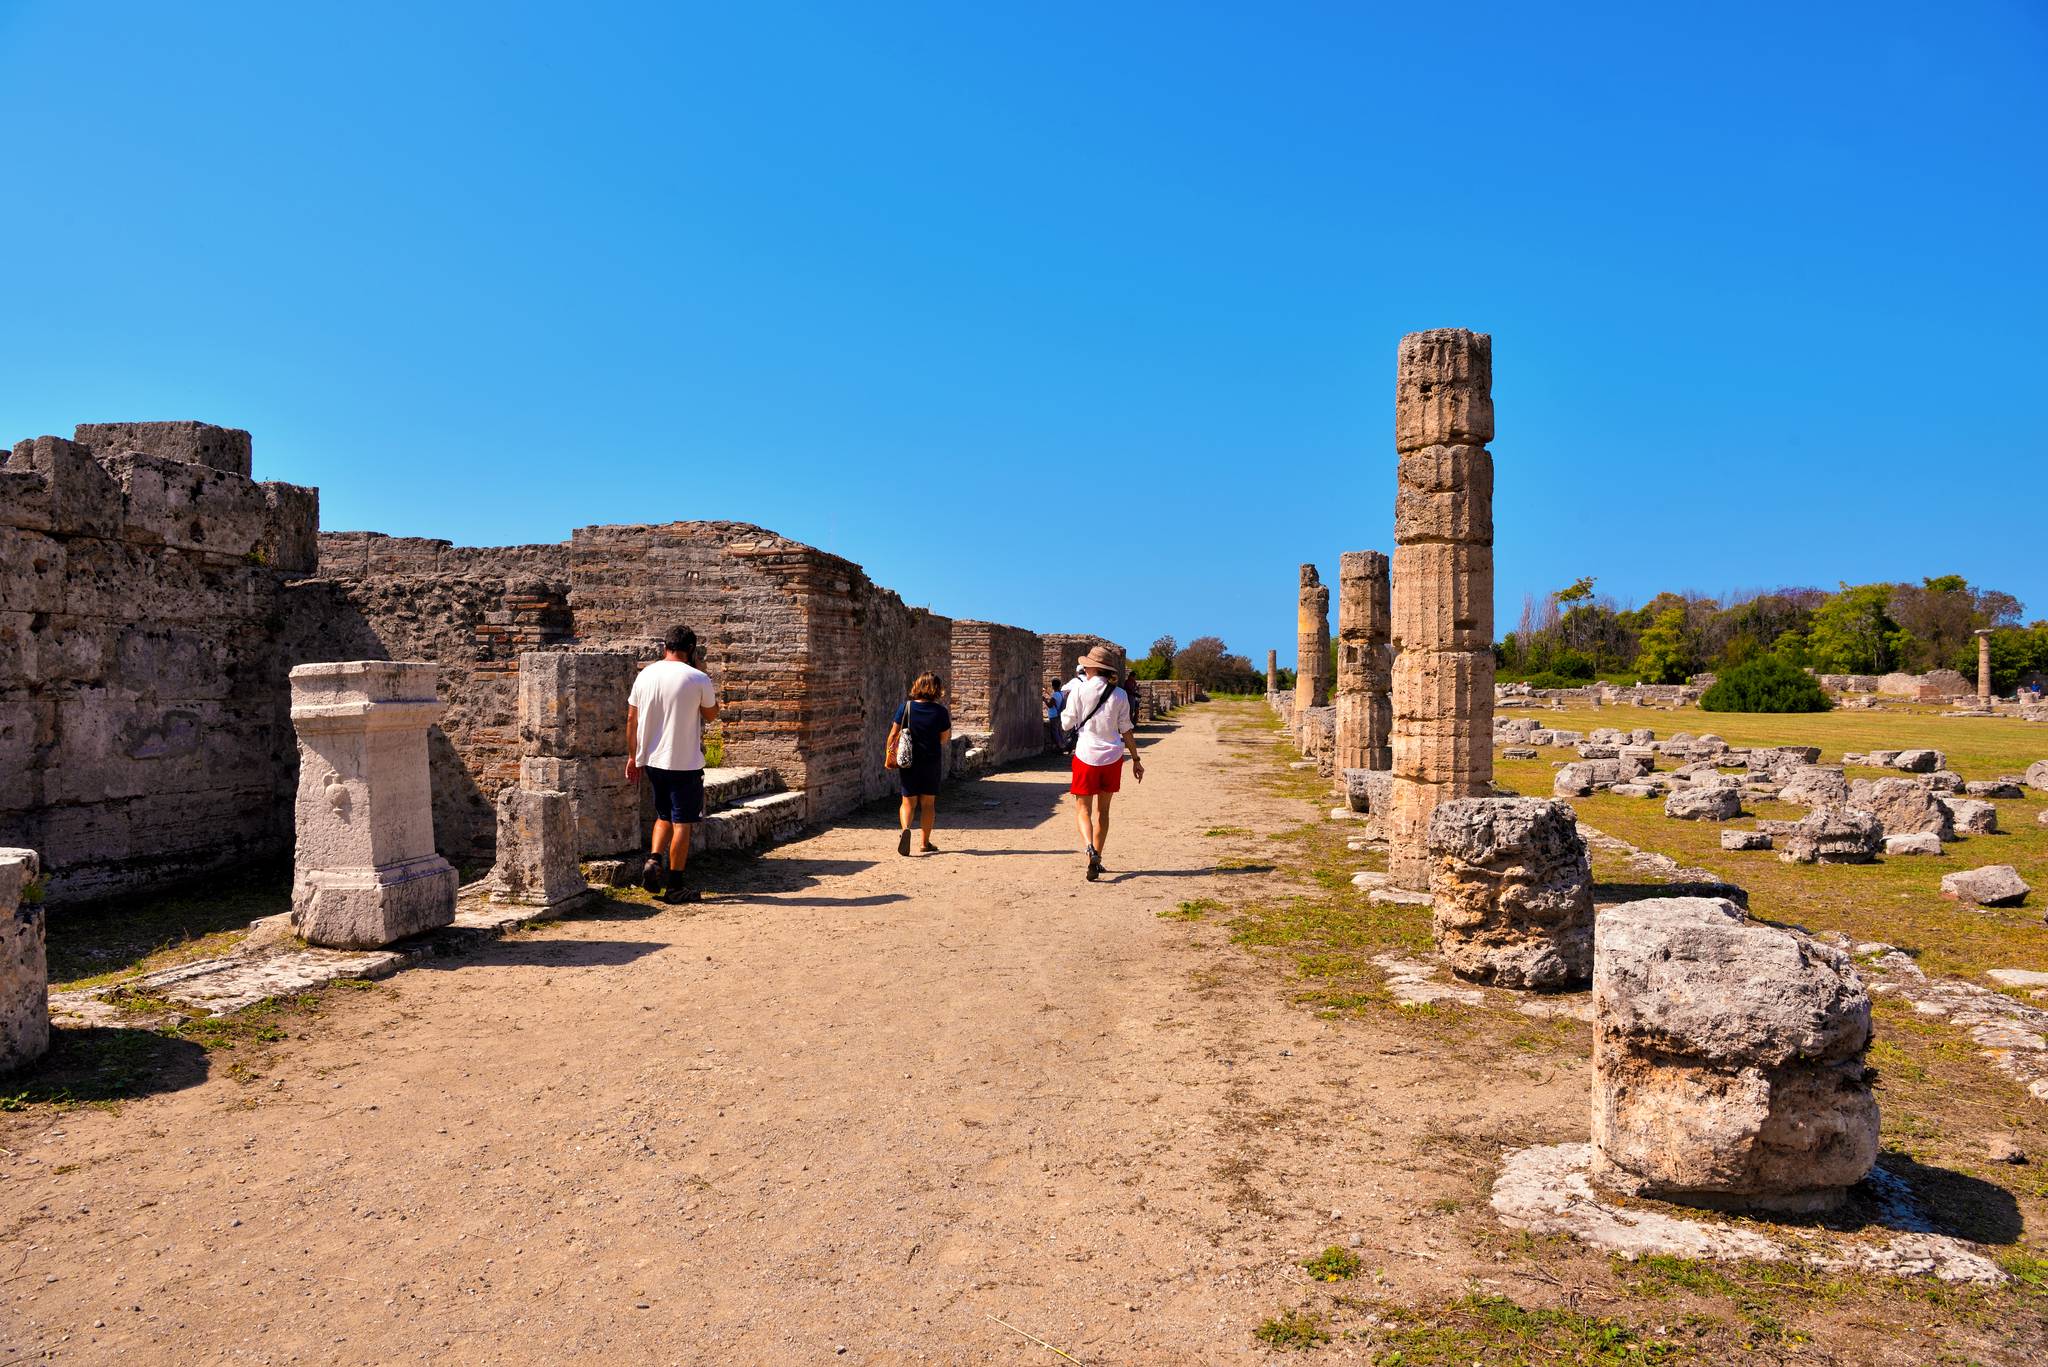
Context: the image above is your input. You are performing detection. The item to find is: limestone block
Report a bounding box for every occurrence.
[1343,768,1394,815]
[1394,329,1493,452]
[1392,647,1494,723]
[1388,777,1452,891]
[1393,444,1494,544]
[1847,777,1954,840]
[1891,749,1945,773]
[1778,765,1848,808]
[1,848,49,1073]
[519,755,640,857]
[6,437,123,538]
[1578,744,1620,759]
[1428,797,1592,989]
[1393,730,1492,789]
[1940,865,2030,907]
[1721,830,1772,851]
[518,650,635,758]
[1938,796,1998,835]
[1778,807,1883,865]
[1502,745,1537,760]
[73,420,253,478]
[1553,760,1622,796]
[487,788,586,907]
[1666,786,1741,821]
[289,661,457,949]
[1591,897,1878,1212]
[1391,543,1494,651]
[2026,759,2048,792]
[1884,833,1943,857]
[1964,779,2025,799]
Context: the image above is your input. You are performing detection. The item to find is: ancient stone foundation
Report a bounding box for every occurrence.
[288,661,458,948]
[1427,797,1592,989]
[1592,897,1879,1213]
[1335,550,1392,778]
[1,848,48,1073]
[1389,329,1495,890]
[1295,565,1331,716]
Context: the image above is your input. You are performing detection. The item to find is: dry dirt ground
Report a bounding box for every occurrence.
[2,705,2041,1364]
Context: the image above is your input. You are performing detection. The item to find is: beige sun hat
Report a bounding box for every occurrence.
[1079,644,1124,674]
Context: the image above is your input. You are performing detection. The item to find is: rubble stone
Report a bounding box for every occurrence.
[1938,797,1998,836]
[1893,749,1946,773]
[1885,833,1944,857]
[1964,779,2024,799]
[1722,830,1772,851]
[1848,777,1955,841]
[1,848,48,1073]
[1778,766,1848,808]
[1667,787,1741,821]
[1427,797,1592,989]
[486,787,587,908]
[1591,897,1879,1212]
[2025,759,2048,792]
[288,661,459,948]
[1940,865,2031,907]
[1779,808,1884,865]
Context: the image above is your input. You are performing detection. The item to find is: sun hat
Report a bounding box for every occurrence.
[1079,644,1123,674]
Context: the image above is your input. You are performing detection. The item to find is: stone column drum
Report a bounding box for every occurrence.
[289,661,459,948]
[1388,329,1496,891]
[1295,565,1331,715]
[1592,897,1879,1212]
[1976,630,1993,701]
[487,787,587,908]
[1,848,49,1073]
[1427,797,1592,989]
[516,650,641,857]
[1335,549,1393,777]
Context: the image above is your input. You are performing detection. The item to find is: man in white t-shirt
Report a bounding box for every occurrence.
[625,624,720,903]
[1059,644,1144,881]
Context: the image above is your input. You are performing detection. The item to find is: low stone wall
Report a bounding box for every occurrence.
[2,424,318,902]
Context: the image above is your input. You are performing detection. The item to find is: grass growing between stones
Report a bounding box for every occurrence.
[41,859,292,991]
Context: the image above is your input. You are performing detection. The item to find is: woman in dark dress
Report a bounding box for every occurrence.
[890,672,951,855]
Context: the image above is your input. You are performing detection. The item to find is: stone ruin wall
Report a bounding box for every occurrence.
[281,533,574,866]
[1040,634,1123,688]
[1,424,318,902]
[951,621,1046,764]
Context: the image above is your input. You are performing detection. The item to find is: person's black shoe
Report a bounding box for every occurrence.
[661,871,699,905]
[897,829,912,857]
[1085,846,1102,882]
[639,852,666,894]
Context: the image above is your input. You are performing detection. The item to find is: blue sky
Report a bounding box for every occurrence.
[4,1,2044,661]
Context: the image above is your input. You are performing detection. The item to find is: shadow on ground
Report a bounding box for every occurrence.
[2,1026,211,1109]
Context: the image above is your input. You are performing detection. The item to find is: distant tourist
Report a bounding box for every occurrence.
[888,672,951,855]
[1043,674,1069,752]
[625,625,720,904]
[1059,645,1143,881]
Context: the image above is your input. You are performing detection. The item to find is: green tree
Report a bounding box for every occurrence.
[1805,583,1904,674]
[1631,606,1694,684]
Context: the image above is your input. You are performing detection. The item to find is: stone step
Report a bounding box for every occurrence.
[695,790,809,853]
[702,765,779,810]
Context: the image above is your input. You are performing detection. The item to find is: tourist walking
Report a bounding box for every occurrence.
[1043,674,1068,753]
[625,625,720,904]
[1060,645,1142,881]
[887,672,951,855]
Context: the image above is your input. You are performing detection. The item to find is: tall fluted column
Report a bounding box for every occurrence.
[1295,565,1331,714]
[1266,650,1278,693]
[1976,630,1993,701]
[1388,329,1495,890]
[1335,550,1392,778]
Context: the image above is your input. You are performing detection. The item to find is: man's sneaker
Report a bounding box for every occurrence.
[1085,846,1102,882]
[639,852,667,894]
[661,872,699,905]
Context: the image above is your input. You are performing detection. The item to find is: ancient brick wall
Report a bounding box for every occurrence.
[1,424,317,903]
[282,532,573,864]
[853,588,954,804]
[1041,634,1124,687]
[951,621,1046,763]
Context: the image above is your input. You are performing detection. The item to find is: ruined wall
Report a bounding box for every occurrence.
[1041,634,1123,686]
[857,589,955,804]
[282,533,573,864]
[952,621,1046,764]
[1,424,317,902]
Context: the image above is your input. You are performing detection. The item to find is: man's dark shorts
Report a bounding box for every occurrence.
[647,767,705,824]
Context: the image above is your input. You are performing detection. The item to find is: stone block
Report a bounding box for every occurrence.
[1343,767,1394,815]
[1394,444,1494,544]
[1428,797,1592,989]
[73,420,253,478]
[1891,748,1945,773]
[1777,765,1848,808]
[1666,786,1741,821]
[289,661,457,948]
[1884,832,1943,857]
[1937,796,1998,835]
[8,437,122,538]
[0,527,65,616]
[1592,897,1878,1212]
[518,650,635,758]
[487,787,587,907]
[1391,543,1494,651]
[1940,865,2030,907]
[1964,779,2024,799]
[1721,830,1772,851]
[2026,759,2048,792]
[1778,807,1883,865]
[1395,328,1493,452]
[0,848,48,1074]
[1847,777,1954,840]
[519,755,640,857]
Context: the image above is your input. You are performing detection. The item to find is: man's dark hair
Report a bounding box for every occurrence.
[663,625,697,658]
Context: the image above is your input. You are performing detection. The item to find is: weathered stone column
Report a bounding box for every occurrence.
[517,650,640,857]
[1976,630,1993,701]
[1,848,48,1074]
[289,661,459,948]
[487,787,587,908]
[1295,565,1331,714]
[1335,550,1393,776]
[1266,650,1278,693]
[1389,329,1496,890]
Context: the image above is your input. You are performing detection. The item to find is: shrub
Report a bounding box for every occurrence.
[1548,649,1596,680]
[1523,672,1596,690]
[1699,656,1832,713]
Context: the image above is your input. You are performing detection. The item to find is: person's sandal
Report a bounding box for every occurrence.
[920,842,939,854]
[639,852,666,894]
[897,829,912,857]
[1085,846,1102,881]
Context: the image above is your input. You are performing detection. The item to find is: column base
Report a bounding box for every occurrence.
[293,855,458,948]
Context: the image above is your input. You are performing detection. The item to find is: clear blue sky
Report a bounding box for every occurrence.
[5,2,2044,661]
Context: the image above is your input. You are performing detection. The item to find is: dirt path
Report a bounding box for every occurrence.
[3,708,1580,1364]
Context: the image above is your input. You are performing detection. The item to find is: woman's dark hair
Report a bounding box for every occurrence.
[909,672,942,701]
[663,625,697,658]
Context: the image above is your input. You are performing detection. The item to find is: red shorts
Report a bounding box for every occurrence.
[1070,756,1123,795]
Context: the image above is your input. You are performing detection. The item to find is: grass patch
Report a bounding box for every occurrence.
[43,860,290,990]
[1160,898,1220,921]
[1301,1245,1362,1281]
[1378,1292,1688,1363]
[1204,825,1254,838]
[1252,1307,1330,1350]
